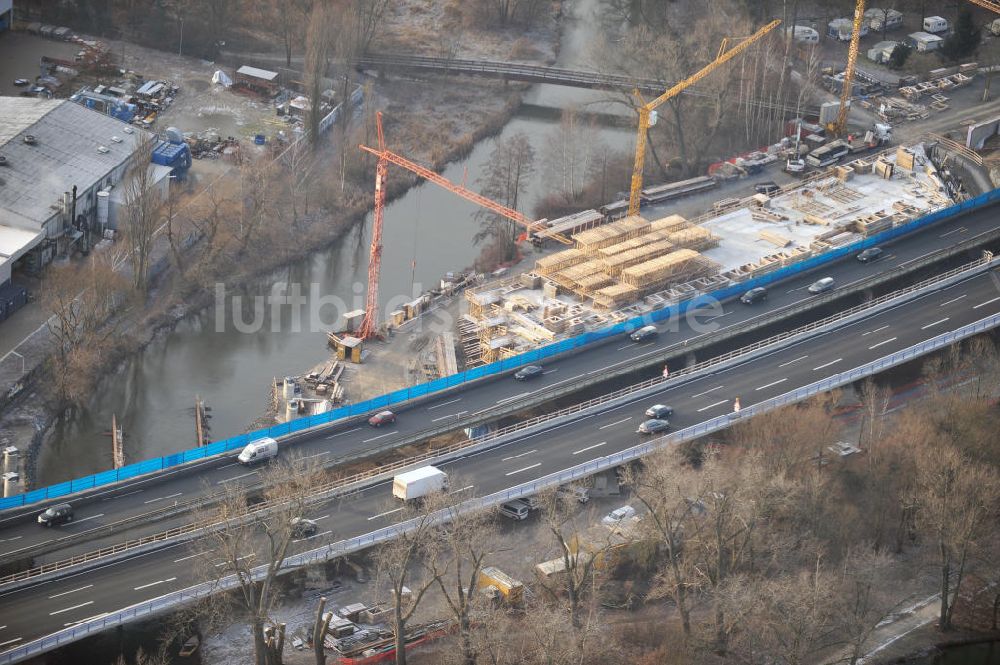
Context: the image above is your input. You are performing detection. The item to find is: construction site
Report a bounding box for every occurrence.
[460,144,951,364]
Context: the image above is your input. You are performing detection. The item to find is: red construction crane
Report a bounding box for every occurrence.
[356,112,568,339]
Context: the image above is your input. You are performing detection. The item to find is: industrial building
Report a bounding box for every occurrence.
[463,144,952,365]
[0,0,11,32]
[0,96,169,285]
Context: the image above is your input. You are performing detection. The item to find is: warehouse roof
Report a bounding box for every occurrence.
[236,65,279,82]
[0,97,148,231]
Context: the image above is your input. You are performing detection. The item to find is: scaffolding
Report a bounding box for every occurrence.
[572,215,650,253]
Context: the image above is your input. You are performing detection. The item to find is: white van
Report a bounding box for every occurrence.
[923,16,948,33]
[787,25,820,44]
[238,437,278,465]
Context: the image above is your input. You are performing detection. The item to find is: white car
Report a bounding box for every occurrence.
[601,505,636,526]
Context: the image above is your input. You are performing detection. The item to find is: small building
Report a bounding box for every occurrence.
[234,66,279,96]
[908,31,944,52]
[922,15,949,34]
[868,40,900,63]
[828,18,869,41]
[866,8,904,32]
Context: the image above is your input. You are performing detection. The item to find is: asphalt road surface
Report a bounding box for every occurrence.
[1,267,998,656]
[0,204,996,564]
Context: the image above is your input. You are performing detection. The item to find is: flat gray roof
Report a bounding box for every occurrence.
[0,97,150,230]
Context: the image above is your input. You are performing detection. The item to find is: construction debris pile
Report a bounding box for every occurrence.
[462,144,951,365]
[71,75,180,127]
[865,64,977,123]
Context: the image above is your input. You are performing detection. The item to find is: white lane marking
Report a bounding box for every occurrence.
[813,358,842,371]
[573,441,607,455]
[496,392,530,405]
[48,584,93,599]
[49,601,94,616]
[431,410,468,422]
[427,398,462,410]
[144,492,183,504]
[293,530,332,543]
[690,385,724,399]
[506,462,542,476]
[217,471,257,484]
[64,612,108,627]
[939,294,967,307]
[704,311,733,321]
[502,449,537,461]
[0,638,21,648]
[449,485,474,495]
[787,284,809,293]
[939,226,967,238]
[362,430,398,443]
[0,536,22,543]
[314,514,330,521]
[368,507,404,521]
[615,344,633,351]
[0,626,5,630]
[173,552,207,563]
[861,325,890,336]
[134,577,176,591]
[300,450,330,460]
[324,427,362,440]
[215,554,255,567]
[217,462,240,469]
[868,337,898,350]
[973,296,1000,309]
[921,317,949,330]
[69,513,104,525]
[778,356,808,368]
[542,369,559,375]
[599,417,631,430]
[1,540,52,557]
[697,399,729,412]
[102,489,143,500]
[755,378,787,391]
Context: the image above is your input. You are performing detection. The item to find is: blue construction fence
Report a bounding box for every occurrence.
[2,188,998,512]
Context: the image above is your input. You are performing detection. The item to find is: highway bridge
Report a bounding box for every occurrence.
[1,259,999,661]
[355,53,822,116]
[2,202,999,573]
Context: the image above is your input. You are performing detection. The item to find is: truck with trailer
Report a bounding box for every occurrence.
[478,566,525,606]
[392,466,448,501]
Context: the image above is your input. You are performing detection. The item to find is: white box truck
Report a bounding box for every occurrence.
[393,466,448,501]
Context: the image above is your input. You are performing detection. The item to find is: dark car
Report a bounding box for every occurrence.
[368,410,396,427]
[290,517,318,538]
[754,181,780,196]
[645,404,674,419]
[856,247,884,263]
[629,325,658,342]
[514,365,544,381]
[13,78,30,87]
[740,287,768,304]
[37,503,73,527]
[637,419,670,435]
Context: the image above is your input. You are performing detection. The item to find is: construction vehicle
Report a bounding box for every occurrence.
[392,466,448,501]
[846,122,892,153]
[478,566,524,606]
[627,20,781,216]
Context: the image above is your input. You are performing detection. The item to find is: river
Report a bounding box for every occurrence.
[36,0,634,485]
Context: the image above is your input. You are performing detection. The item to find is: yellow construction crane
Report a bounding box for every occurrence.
[831,0,866,136]
[627,19,781,216]
[967,0,1000,13]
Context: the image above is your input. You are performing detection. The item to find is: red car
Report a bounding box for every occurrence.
[368,410,396,427]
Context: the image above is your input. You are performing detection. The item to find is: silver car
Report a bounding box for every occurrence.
[808,277,835,294]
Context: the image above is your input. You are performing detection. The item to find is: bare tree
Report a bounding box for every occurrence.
[858,379,892,467]
[835,545,899,665]
[194,459,324,665]
[303,1,335,146]
[121,134,160,293]
[913,441,1000,630]
[474,132,535,266]
[239,156,276,252]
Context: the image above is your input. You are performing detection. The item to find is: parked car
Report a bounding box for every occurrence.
[556,485,590,504]
[12,78,29,87]
[808,277,835,294]
[601,505,636,526]
[740,286,768,304]
[290,517,318,538]
[754,181,780,196]
[368,410,396,427]
[645,404,674,419]
[856,247,884,263]
[514,365,544,381]
[37,503,73,527]
[499,501,530,520]
[637,418,670,435]
[629,325,658,342]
